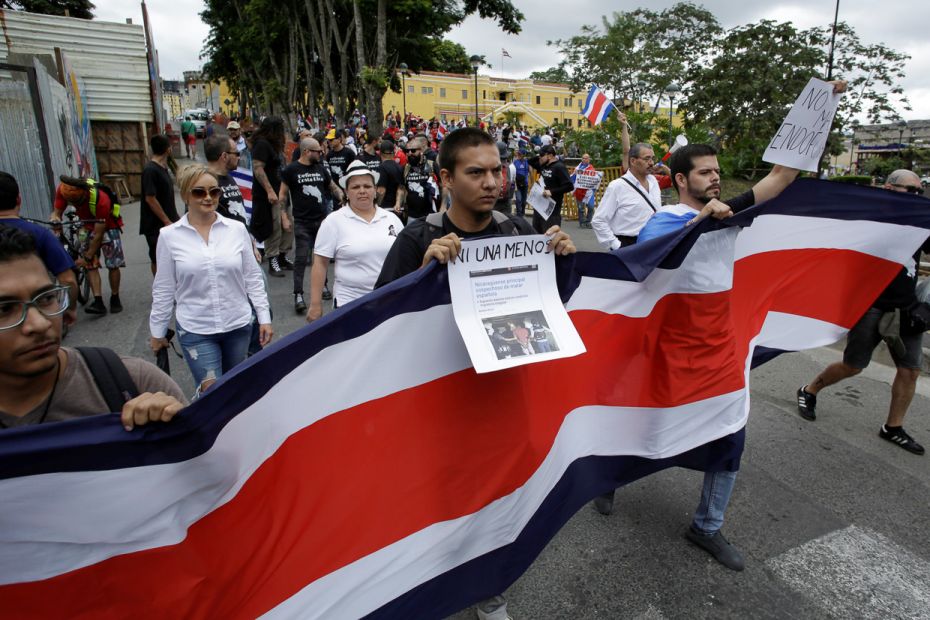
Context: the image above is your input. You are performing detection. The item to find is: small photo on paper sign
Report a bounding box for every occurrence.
[483,310,559,360]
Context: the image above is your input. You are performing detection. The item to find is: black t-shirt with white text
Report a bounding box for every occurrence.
[216,173,247,226]
[403,161,438,219]
[358,150,381,172]
[281,161,332,222]
[327,147,356,180]
[251,138,282,201]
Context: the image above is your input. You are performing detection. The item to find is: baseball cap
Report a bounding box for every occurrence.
[539,145,557,156]
[325,129,337,140]
[226,121,241,130]
[379,140,395,154]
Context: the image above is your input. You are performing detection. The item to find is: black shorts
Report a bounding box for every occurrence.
[843,307,924,369]
[144,232,160,264]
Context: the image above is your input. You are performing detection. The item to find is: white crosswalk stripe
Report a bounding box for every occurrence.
[767,526,930,619]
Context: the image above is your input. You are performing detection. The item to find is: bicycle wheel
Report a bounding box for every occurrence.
[76,267,90,305]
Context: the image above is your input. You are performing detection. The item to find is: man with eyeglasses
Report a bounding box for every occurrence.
[141,134,181,276]
[528,144,574,234]
[799,169,930,455]
[0,225,187,431]
[398,135,445,222]
[279,138,345,313]
[205,135,249,226]
[591,141,662,249]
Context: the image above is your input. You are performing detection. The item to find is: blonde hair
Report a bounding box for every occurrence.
[176,164,218,198]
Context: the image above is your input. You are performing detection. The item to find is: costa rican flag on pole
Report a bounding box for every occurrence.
[582,84,617,126]
[1,180,929,618]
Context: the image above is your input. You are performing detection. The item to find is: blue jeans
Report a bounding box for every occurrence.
[577,200,594,225]
[692,470,738,534]
[515,180,528,216]
[176,322,252,390]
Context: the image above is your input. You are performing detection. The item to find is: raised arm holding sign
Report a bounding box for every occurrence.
[763,77,846,172]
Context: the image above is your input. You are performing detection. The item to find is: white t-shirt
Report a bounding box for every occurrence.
[314,206,404,306]
[540,134,553,146]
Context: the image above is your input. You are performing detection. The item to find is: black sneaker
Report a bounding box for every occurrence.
[294,292,307,314]
[685,527,745,571]
[84,297,107,315]
[797,385,817,421]
[279,254,294,270]
[268,256,285,277]
[109,295,123,313]
[322,284,333,301]
[879,425,925,455]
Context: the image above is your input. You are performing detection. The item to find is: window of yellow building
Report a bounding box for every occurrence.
[536,95,540,104]
[462,89,468,99]
[440,87,446,98]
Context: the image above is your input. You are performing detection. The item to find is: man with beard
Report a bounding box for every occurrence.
[357,134,382,172]
[279,138,344,313]
[619,142,803,573]
[326,129,356,181]
[397,135,446,222]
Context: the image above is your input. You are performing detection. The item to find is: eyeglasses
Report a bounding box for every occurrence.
[190,187,222,200]
[0,286,69,331]
[306,149,323,153]
[891,183,923,195]
[634,156,656,162]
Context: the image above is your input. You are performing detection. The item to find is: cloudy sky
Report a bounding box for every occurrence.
[94,0,929,119]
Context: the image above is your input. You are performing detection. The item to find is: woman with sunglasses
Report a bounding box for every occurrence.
[150,164,272,395]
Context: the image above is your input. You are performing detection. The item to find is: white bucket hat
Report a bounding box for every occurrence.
[339,159,380,189]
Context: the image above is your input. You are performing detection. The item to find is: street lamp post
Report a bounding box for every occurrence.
[470,55,482,127]
[399,63,409,127]
[849,120,859,172]
[664,82,681,151]
[636,80,647,114]
[897,119,907,153]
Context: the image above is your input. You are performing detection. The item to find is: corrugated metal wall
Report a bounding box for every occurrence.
[0,9,152,122]
[0,76,50,221]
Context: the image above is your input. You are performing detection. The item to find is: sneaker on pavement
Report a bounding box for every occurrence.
[322,284,333,301]
[84,297,107,315]
[685,527,745,571]
[279,254,294,270]
[109,295,123,313]
[593,490,614,516]
[268,256,285,277]
[879,425,925,455]
[294,292,307,314]
[797,385,816,421]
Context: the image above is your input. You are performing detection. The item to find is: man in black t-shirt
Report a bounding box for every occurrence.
[325,129,356,181]
[376,141,404,216]
[397,135,447,222]
[140,134,180,275]
[357,135,381,172]
[250,117,290,276]
[374,127,574,620]
[205,135,248,226]
[279,137,345,313]
[528,144,574,234]
[799,169,930,456]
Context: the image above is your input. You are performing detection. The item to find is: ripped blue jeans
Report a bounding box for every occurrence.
[176,322,252,392]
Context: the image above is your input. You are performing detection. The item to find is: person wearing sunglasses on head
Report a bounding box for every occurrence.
[150,164,272,396]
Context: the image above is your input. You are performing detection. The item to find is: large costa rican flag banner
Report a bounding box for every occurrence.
[1,180,928,619]
[582,84,617,126]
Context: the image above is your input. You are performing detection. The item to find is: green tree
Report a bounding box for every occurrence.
[552,3,721,108]
[422,40,472,73]
[528,66,569,83]
[0,0,93,19]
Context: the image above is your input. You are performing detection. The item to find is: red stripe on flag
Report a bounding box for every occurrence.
[586,91,608,124]
[0,247,905,618]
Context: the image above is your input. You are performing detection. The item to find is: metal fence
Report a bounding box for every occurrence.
[0,68,51,221]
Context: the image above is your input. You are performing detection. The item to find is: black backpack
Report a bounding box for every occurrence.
[77,347,140,413]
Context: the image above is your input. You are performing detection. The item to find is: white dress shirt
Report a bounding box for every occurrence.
[314,206,404,306]
[591,170,662,249]
[150,213,271,338]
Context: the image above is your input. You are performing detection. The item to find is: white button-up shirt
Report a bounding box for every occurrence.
[150,213,270,337]
[314,206,404,306]
[591,170,662,249]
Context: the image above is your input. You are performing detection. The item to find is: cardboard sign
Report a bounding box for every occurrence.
[762,78,843,172]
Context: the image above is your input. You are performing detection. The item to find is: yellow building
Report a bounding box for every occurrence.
[162,91,183,120]
[381,70,592,129]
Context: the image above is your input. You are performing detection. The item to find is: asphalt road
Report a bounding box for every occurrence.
[64,172,930,619]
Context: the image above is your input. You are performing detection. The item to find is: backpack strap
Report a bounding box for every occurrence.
[489,210,519,235]
[76,347,140,413]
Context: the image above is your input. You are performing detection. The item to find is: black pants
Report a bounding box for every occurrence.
[532,209,561,234]
[616,235,638,247]
[293,219,322,294]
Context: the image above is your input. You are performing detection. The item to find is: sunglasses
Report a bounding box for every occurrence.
[191,187,222,200]
[892,183,923,195]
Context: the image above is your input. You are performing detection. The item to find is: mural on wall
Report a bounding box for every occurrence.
[59,51,97,179]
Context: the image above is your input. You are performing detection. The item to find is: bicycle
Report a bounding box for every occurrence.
[25,211,104,306]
